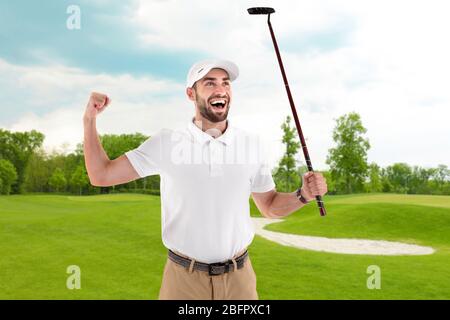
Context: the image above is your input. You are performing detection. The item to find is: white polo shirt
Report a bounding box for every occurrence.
[125,118,275,263]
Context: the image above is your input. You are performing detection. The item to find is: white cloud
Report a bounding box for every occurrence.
[0,59,191,156]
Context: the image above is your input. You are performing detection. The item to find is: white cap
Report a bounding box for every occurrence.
[186,59,239,89]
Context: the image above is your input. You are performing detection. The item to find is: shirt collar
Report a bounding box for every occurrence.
[187,118,234,146]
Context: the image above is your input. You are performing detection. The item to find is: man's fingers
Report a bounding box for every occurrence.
[305,173,327,196]
[94,100,105,108]
[306,173,325,184]
[93,98,105,106]
[304,171,314,178]
[303,171,328,196]
[310,186,327,196]
[91,92,109,108]
[305,171,321,178]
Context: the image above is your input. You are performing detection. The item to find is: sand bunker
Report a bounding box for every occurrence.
[252,218,435,256]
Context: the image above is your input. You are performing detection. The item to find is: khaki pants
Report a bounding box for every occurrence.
[158,251,259,300]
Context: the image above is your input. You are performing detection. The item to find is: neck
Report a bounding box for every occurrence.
[193,116,228,138]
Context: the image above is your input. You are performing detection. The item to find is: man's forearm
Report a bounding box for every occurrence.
[268,190,307,218]
[83,117,110,184]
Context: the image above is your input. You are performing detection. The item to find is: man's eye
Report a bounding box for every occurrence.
[206,82,214,86]
[224,82,230,86]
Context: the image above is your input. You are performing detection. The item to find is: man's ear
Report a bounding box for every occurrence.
[186,87,195,101]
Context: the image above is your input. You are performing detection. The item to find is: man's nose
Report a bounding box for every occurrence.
[213,86,228,96]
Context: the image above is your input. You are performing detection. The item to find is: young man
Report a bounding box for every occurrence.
[83,59,327,300]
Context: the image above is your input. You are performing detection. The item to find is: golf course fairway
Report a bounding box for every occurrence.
[1,193,449,299]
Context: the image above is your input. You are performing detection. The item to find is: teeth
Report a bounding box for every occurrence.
[211,99,226,105]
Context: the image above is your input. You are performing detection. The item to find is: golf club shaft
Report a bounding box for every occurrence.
[266,14,326,216]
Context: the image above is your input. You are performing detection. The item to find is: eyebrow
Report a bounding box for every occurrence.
[202,77,230,82]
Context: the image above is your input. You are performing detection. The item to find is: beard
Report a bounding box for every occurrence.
[195,93,231,123]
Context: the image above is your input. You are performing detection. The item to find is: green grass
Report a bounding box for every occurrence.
[1,193,449,299]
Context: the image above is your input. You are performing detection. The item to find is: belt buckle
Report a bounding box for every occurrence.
[208,262,229,276]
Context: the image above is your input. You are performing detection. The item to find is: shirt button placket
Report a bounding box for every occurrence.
[209,140,223,177]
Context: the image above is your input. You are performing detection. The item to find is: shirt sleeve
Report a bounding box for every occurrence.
[250,136,276,193]
[125,129,164,177]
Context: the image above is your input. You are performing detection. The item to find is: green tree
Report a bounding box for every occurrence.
[0,159,18,195]
[365,162,383,193]
[431,164,449,194]
[48,168,67,192]
[384,163,412,194]
[100,133,148,159]
[23,147,50,193]
[46,147,83,194]
[273,116,301,192]
[380,167,393,192]
[0,129,45,194]
[71,164,89,195]
[326,112,370,194]
[408,165,433,194]
[321,170,336,194]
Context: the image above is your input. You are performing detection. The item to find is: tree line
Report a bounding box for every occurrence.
[0,112,448,196]
[272,113,449,195]
[0,129,159,196]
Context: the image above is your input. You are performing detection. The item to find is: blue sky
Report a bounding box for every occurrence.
[1,0,449,169]
[0,0,205,121]
[0,1,202,77]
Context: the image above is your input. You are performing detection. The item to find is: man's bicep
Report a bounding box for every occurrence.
[99,154,141,186]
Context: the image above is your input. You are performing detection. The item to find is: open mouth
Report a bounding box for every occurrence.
[209,98,227,111]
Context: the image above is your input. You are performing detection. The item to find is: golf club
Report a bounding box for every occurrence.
[248,7,327,216]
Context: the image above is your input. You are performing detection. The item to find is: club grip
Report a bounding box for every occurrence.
[315,195,326,216]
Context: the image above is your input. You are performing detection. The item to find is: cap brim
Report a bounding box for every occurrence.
[187,60,239,88]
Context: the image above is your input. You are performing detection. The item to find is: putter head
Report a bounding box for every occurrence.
[247,7,275,15]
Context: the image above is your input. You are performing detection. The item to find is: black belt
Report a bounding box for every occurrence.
[168,249,249,276]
